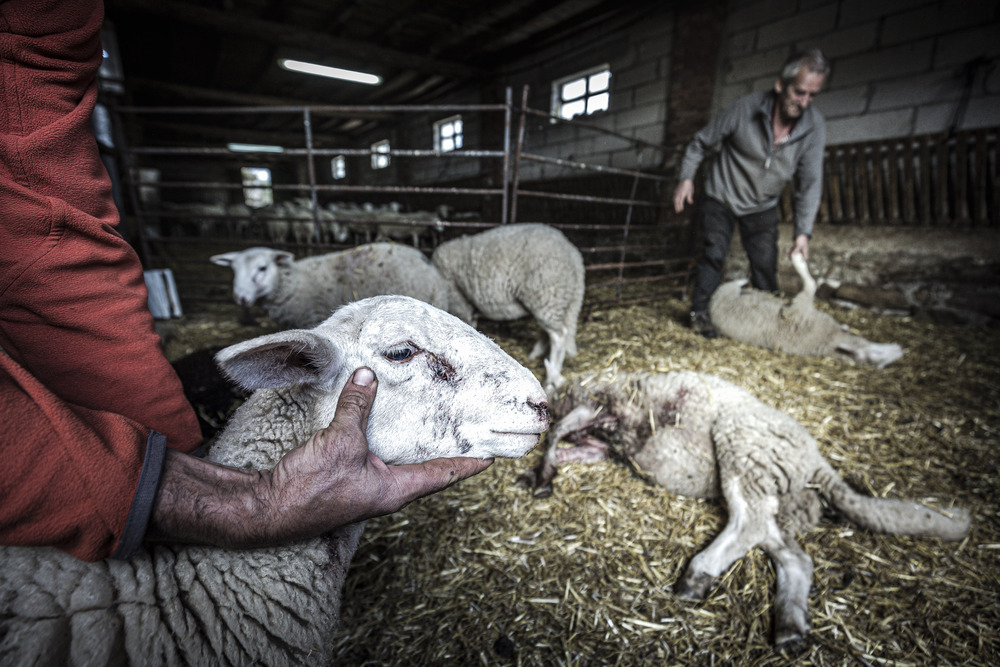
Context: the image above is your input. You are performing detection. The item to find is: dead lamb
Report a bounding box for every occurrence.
[517,370,970,646]
[0,296,549,666]
[431,223,586,393]
[210,243,452,328]
[708,251,904,368]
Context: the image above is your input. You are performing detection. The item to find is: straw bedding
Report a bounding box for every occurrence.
[165,294,999,666]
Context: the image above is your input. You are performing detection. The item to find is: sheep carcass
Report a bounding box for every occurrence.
[709,252,904,368]
[518,370,970,646]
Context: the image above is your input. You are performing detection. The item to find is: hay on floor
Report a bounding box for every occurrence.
[167,294,1000,666]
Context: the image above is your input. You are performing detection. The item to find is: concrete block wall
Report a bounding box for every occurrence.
[400,0,998,187]
[718,0,1000,145]
[495,8,674,181]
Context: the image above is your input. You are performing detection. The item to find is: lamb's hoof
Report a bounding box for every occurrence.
[674,572,713,600]
[774,629,808,654]
[515,470,553,498]
[532,483,553,499]
[515,469,538,490]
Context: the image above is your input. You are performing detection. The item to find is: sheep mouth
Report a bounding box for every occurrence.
[493,430,543,437]
[489,430,545,451]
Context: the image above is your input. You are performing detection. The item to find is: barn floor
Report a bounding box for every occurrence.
[164,294,999,666]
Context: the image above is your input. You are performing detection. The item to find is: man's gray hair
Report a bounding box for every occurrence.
[780,49,830,83]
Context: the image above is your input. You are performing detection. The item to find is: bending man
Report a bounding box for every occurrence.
[674,49,829,338]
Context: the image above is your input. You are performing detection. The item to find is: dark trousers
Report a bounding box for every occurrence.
[690,198,779,313]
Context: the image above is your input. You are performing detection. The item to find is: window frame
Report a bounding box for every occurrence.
[240,166,274,208]
[331,155,347,179]
[371,139,390,169]
[551,64,612,122]
[433,115,464,153]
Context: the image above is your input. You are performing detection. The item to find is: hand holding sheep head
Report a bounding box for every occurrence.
[151,295,550,549]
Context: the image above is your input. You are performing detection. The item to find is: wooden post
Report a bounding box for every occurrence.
[918,135,932,226]
[955,131,970,224]
[871,141,885,222]
[886,140,900,223]
[902,138,916,223]
[936,133,949,224]
[828,147,843,222]
[856,144,870,224]
[843,145,857,221]
[973,129,988,226]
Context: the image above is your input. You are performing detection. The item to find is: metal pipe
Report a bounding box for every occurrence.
[508,85,530,225]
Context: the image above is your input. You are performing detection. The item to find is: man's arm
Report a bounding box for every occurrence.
[674,96,746,213]
[791,118,826,244]
[146,368,494,549]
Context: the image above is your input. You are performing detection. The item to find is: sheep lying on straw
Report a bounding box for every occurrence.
[1,296,549,666]
[709,251,904,368]
[518,370,970,646]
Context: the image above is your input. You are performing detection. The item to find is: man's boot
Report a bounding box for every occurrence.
[690,310,718,339]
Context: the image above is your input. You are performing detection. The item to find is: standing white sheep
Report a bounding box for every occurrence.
[258,203,291,243]
[709,251,904,368]
[431,223,585,392]
[210,243,452,328]
[284,199,318,245]
[0,295,550,666]
[518,370,970,646]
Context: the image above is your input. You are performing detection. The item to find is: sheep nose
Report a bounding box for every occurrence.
[528,400,550,425]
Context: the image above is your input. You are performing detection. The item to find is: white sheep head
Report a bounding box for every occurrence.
[215,295,551,464]
[210,247,293,307]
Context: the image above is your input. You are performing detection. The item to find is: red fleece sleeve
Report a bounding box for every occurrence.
[0,0,203,560]
[0,352,150,561]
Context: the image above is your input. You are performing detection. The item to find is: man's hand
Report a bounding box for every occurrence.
[258,367,493,542]
[789,234,810,260]
[673,179,695,213]
[148,368,494,549]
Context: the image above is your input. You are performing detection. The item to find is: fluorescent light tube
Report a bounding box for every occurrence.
[278,58,381,85]
[227,143,285,153]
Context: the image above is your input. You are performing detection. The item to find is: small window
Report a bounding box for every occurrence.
[135,167,160,206]
[332,155,346,179]
[434,115,463,152]
[552,65,611,121]
[371,139,390,169]
[240,167,273,208]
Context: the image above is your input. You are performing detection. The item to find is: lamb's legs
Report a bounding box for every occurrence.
[760,525,814,646]
[538,329,567,392]
[517,404,598,496]
[528,336,548,360]
[676,480,772,599]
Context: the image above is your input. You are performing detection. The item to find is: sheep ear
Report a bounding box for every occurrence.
[210,252,238,267]
[215,330,341,390]
[274,250,295,267]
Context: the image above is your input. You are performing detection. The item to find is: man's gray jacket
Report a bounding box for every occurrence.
[678,90,826,239]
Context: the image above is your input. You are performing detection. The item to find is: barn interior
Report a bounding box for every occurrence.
[99,0,999,664]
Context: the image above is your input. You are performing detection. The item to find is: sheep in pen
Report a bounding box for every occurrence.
[155,277,997,666]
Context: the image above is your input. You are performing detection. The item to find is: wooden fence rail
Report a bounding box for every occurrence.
[781,127,999,227]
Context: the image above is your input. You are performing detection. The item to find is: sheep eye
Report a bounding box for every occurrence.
[257,265,267,272]
[383,346,414,362]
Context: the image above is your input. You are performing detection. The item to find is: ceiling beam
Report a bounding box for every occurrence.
[124,77,393,120]
[106,0,483,79]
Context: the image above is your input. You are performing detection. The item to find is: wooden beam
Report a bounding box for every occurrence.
[107,0,482,79]
[124,77,392,120]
